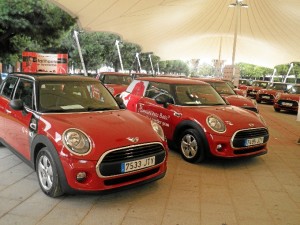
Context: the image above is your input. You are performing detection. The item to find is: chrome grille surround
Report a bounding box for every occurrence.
[96,142,166,178]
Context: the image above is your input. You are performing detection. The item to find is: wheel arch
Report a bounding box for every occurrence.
[31,135,70,193]
[173,120,210,154]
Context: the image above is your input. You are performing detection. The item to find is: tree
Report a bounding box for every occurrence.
[0,0,76,65]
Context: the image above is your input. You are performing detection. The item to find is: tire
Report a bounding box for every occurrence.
[36,147,63,197]
[274,108,280,112]
[256,99,261,103]
[178,129,206,163]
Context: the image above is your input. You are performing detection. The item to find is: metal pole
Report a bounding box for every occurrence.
[115,40,124,72]
[148,54,154,75]
[284,63,293,83]
[73,30,87,76]
[232,6,239,87]
[136,53,142,72]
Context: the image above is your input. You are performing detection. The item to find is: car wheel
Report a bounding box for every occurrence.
[256,99,261,103]
[36,147,63,197]
[274,108,280,112]
[179,129,205,163]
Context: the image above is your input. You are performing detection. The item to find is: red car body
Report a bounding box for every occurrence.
[274,84,300,112]
[192,78,258,113]
[238,79,252,90]
[256,82,290,104]
[120,77,269,163]
[0,73,167,197]
[96,72,133,97]
[247,80,269,98]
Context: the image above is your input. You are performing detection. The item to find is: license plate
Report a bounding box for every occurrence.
[245,137,264,146]
[121,156,155,173]
[262,95,270,99]
[282,102,293,106]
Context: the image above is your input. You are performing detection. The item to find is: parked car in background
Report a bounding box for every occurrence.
[247,80,269,98]
[96,72,132,97]
[274,84,300,113]
[256,82,291,104]
[131,72,151,79]
[238,79,252,90]
[120,77,269,163]
[222,79,247,97]
[194,78,258,113]
[0,73,167,197]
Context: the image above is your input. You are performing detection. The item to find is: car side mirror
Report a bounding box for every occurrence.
[115,96,126,109]
[9,99,24,111]
[155,95,171,108]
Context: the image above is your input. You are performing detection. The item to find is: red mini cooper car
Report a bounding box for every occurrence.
[256,82,291,104]
[0,73,167,197]
[247,80,269,98]
[96,72,133,97]
[120,77,269,163]
[274,84,300,112]
[193,78,258,113]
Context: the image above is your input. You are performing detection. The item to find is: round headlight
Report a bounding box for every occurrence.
[63,129,91,155]
[151,121,165,140]
[206,115,226,133]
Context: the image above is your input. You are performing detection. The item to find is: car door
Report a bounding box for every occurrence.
[136,82,178,140]
[4,78,34,160]
[0,76,18,142]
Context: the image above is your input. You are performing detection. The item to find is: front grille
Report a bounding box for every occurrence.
[232,128,269,148]
[97,143,166,177]
[259,94,274,100]
[278,100,298,107]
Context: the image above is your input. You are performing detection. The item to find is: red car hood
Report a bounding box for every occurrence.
[277,93,300,101]
[222,95,255,107]
[259,89,283,95]
[39,110,162,159]
[180,105,266,136]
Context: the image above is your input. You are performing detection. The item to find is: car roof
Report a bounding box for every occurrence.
[192,78,225,83]
[136,76,210,85]
[8,72,97,82]
[100,72,130,76]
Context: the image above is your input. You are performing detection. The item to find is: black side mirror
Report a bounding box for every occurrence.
[115,96,126,109]
[9,99,24,111]
[155,95,170,108]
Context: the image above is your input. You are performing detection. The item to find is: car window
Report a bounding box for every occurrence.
[39,81,120,113]
[14,79,34,109]
[103,75,132,85]
[1,76,18,99]
[174,84,226,106]
[145,82,171,99]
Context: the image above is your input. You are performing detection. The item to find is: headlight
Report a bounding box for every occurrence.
[63,128,91,155]
[206,115,226,133]
[151,121,165,140]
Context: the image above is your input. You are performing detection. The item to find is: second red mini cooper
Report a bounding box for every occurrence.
[120,77,269,163]
[274,84,300,112]
[256,82,291,104]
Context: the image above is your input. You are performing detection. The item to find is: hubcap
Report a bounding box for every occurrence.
[181,134,198,158]
[38,155,53,191]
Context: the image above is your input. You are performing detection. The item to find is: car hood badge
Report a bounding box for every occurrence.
[127,137,139,143]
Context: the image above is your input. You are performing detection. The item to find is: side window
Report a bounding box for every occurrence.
[145,82,171,99]
[1,76,18,99]
[14,79,34,109]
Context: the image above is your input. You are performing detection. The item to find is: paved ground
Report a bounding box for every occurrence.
[0,103,299,225]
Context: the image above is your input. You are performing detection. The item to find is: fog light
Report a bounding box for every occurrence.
[76,172,87,182]
[216,144,223,152]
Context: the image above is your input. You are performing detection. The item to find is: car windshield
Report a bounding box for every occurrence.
[38,80,120,113]
[173,84,226,106]
[253,81,268,88]
[268,83,287,90]
[210,82,236,95]
[288,85,300,94]
[103,75,132,85]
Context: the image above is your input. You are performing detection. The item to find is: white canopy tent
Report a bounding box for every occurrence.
[49,0,300,68]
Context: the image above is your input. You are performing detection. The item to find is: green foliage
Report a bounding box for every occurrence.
[0,0,76,64]
[237,63,273,79]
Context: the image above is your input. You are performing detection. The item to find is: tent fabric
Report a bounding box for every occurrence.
[49,0,300,68]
